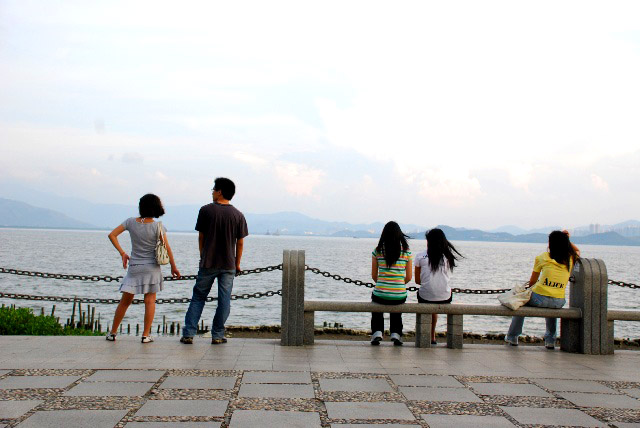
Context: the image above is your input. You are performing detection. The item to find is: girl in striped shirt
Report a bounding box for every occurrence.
[371,221,413,346]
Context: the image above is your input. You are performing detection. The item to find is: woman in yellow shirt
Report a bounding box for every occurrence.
[505,230,580,349]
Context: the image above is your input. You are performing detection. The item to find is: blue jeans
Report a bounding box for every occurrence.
[506,292,566,345]
[182,268,235,339]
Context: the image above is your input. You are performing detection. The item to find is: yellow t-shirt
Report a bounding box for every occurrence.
[531,252,573,299]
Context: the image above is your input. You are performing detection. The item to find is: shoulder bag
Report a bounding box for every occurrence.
[155,221,170,265]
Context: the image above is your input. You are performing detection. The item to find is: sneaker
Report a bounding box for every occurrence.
[211,338,228,345]
[370,331,383,346]
[105,333,116,342]
[504,337,518,346]
[141,336,154,344]
[390,332,403,346]
[545,343,555,350]
[180,336,193,344]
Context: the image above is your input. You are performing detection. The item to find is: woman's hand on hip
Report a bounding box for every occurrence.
[121,253,130,269]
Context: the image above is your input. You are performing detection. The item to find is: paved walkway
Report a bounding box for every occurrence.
[1,336,640,427]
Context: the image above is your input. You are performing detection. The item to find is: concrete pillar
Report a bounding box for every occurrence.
[446,314,463,349]
[303,311,315,345]
[560,258,610,354]
[281,250,306,346]
[415,314,432,348]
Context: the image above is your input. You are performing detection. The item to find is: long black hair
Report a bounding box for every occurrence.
[426,228,462,272]
[376,221,410,267]
[548,230,578,271]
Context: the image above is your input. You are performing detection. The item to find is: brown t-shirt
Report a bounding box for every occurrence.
[196,203,249,270]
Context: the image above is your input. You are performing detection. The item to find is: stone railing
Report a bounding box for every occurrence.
[280,250,632,355]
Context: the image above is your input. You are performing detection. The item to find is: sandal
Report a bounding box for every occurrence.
[141,336,154,343]
[106,333,116,342]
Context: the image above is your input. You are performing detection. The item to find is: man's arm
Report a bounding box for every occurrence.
[235,238,244,272]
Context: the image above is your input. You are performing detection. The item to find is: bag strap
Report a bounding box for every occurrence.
[157,221,165,244]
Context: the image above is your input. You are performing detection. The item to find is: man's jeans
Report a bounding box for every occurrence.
[182,268,236,339]
[506,292,566,345]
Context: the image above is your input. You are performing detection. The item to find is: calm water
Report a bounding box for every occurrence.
[1,228,639,338]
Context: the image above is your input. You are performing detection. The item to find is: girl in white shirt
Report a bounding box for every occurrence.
[414,228,462,344]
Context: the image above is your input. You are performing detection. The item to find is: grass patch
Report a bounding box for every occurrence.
[0,305,103,336]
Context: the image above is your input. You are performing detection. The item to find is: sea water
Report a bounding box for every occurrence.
[1,228,639,338]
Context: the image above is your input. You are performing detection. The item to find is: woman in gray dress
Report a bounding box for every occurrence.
[106,194,180,343]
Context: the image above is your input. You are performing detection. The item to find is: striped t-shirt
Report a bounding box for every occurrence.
[372,249,412,300]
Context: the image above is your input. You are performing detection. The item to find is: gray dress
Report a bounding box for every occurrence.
[119,218,166,295]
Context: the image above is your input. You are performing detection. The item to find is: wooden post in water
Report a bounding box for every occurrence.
[136,324,140,336]
[51,305,56,317]
[78,301,82,327]
[40,307,44,316]
[163,315,166,334]
[157,324,161,334]
[127,324,130,334]
[281,249,306,346]
[70,299,76,328]
[90,307,95,328]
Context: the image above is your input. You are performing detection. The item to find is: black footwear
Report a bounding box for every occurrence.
[391,333,403,346]
[180,336,193,344]
[105,333,116,342]
[211,338,228,345]
[431,340,437,345]
[370,331,383,346]
[545,343,555,350]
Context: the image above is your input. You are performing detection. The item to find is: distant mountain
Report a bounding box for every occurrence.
[0,198,96,229]
[407,225,640,246]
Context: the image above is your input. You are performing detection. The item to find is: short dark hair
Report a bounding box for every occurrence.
[138,194,165,218]
[214,177,236,200]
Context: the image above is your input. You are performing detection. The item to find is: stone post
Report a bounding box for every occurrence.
[281,250,306,346]
[560,258,610,354]
[446,314,463,349]
[415,314,432,348]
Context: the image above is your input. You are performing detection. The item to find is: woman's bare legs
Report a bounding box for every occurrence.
[431,314,438,342]
[111,292,135,334]
[143,292,156,337]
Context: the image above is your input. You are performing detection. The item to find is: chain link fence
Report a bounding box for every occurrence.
[0,265,637,304]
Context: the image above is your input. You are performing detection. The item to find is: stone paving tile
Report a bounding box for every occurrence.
[559,392,640,409]
[468,382,553,397]
[0,400,42,418]
[135,399,228,417]
[17,409,129,428]
[230,410,321,427]
[319,378,393,392]
[124,423,221,427]
[242,371,311,384]
[86,370,165,382]
[399,386,482,402]
[159,376,235,390]
[501,406,608,427]
[390,374,463,387]
[420,414,516,428]
[534,378,618,393]
[332,425,421,428]
[0,375,82,389]
[325,402,415,420]
[238,383,315,398]
[64,381,155,397]
[624,389,640,399]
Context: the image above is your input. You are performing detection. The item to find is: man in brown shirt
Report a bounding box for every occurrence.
[181,177,248,344]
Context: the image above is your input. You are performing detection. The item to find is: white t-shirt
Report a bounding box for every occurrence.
[415,251,452,301]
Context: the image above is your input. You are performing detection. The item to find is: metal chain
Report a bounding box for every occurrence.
[608,279,640,289]
[305,266,638,294]
[0,265,282,284]
[0,289,282,304]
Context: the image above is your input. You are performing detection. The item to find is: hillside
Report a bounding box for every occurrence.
[0,198,96,229]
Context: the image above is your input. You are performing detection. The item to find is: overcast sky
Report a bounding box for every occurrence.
[1,1,639,229]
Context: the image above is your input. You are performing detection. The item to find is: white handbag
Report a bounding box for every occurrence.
[155,221,170,265]
[498,282,532,310]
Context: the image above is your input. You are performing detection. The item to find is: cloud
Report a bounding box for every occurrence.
[122,152,144,164]
[590,173,609,192]
[275,162,325,196]
[233,152,268,167]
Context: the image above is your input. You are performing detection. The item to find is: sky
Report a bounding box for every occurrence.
[1,1,639,230]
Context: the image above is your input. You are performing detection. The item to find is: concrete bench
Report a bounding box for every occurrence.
[280,250,613,355]
[303,300,582,349]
